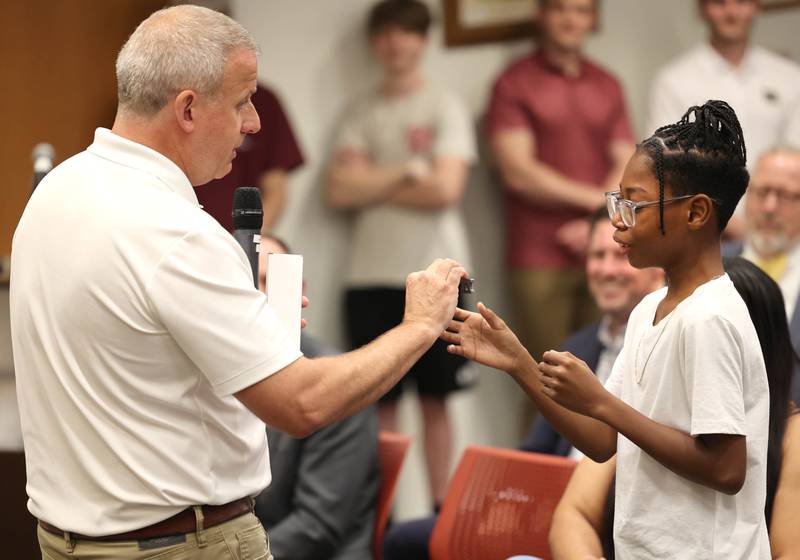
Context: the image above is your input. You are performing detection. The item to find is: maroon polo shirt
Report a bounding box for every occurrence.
[485,50,633,270]
[195,84,304,231]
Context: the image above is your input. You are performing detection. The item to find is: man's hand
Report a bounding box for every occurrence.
[538,350,609,417]
[404,259,467,336]
[555,218,591,257]
[441,302,530,374]
[404,156,431,182]
[301,295,309,329]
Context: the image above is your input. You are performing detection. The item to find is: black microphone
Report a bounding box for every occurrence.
[232,186,263,288]
[31,143,55,192]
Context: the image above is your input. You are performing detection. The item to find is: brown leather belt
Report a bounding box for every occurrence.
[38,496,253,542]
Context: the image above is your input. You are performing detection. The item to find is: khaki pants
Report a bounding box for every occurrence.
[508,268,599,361]
[509,268,599,433]
[38,511,272,560]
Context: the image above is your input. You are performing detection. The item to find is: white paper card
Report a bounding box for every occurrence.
[266,253,303,351]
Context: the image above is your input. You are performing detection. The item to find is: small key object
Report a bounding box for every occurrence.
[458,276,475,295]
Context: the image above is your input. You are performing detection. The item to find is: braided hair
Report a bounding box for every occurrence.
[639,100,749,234]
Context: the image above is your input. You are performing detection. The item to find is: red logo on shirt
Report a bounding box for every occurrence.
[407,127,433,154]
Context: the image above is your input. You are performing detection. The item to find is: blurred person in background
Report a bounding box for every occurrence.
[647,0,800,237]
[486,0,635,402]
[186,0,305,233]
[725,147,800,405]
[325,0,477,509]
[256,236,379,560]
[648,0,800,161]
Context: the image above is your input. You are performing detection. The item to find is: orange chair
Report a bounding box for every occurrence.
[429,446,577,560]
[373,431,412,560]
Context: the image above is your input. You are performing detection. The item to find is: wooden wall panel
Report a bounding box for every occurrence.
[0,0,166,262]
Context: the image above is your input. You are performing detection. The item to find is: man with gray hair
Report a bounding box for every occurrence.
[10,6,467,559]
[733,147,800,405]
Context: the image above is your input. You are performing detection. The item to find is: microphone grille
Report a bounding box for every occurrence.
[232,186,263,230]
[31,142,55,163]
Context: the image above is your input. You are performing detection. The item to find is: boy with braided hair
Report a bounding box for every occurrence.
[445,100,770,558]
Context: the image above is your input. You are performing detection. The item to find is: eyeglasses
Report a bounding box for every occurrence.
[605,190,694,228]
[749,186,800,204]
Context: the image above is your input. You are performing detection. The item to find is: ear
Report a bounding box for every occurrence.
[686,194,715,231]
[173,90,197,134]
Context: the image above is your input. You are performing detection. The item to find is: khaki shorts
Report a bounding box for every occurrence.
[38,511,271,560]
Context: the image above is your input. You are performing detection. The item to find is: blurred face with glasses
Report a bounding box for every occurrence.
[744,151,800,259]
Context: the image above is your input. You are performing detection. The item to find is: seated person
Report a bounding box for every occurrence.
[383,208,663,559]
[255,236,379,560]
[549,257,800,560]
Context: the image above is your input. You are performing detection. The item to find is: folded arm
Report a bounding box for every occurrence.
[490,129,605,211]
[325,150,408,209]
[387,156,468,211]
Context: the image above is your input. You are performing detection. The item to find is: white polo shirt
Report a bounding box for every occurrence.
[647,42,800,167]
[10,128,302,536]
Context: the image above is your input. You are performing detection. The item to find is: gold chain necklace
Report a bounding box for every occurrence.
[634,311,676,384]
[633,274,725,384]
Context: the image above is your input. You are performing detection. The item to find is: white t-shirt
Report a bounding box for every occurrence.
[605,275,770,559]
[647,43,800,168]
[10,129,302,535]
[335,81,476,287]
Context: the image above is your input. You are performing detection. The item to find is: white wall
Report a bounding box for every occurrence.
[232,0,800,519]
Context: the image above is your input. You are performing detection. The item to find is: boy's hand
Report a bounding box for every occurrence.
[538,350,609,417]
[441,302,529,374]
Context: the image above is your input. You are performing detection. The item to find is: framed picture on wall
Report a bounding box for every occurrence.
[762,0,800,10]
[442,0,536,47]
